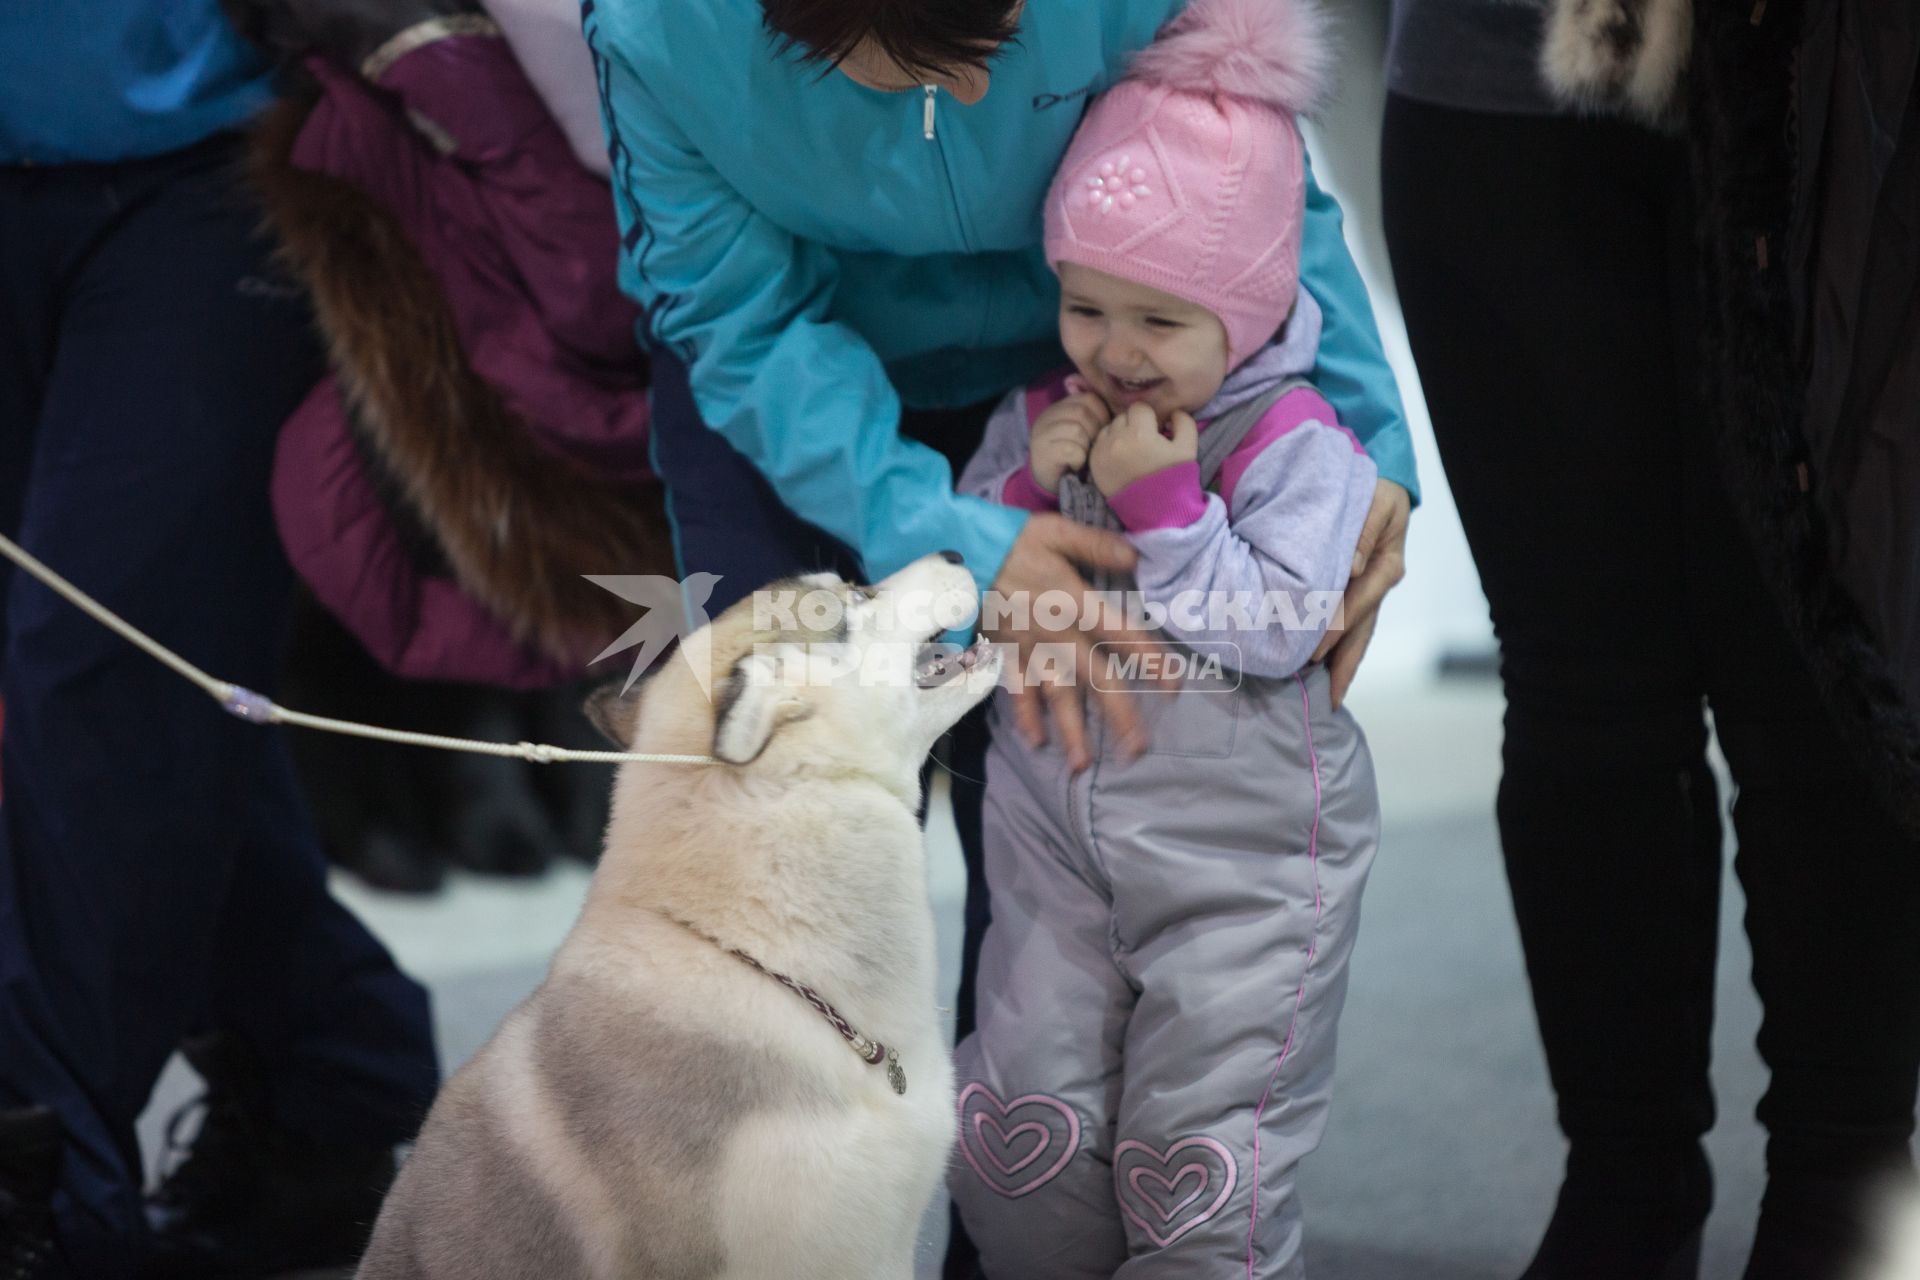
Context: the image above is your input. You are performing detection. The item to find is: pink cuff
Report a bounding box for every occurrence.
[1107,462,1206,531]
[1001,464,1061,512]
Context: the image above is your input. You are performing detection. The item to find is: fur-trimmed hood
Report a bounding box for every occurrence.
[251,31,674,688]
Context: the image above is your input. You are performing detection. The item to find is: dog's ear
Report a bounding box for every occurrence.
[583,682,642,748]
[712,650,810,764]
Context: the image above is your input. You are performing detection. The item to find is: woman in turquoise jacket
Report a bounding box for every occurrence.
[584,0,1415,653]
[585,2,1416,1272]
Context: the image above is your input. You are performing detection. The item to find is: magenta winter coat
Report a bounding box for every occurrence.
[261,27,672,689]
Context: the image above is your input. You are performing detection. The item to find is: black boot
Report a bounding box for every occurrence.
[142,1035,397,1280]
[0,1107,62,1280]
[1518,1140,1712,1280]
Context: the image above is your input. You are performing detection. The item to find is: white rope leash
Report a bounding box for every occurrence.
[0,532,715,767]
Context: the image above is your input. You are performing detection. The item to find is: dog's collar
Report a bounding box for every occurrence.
[666,915,907,1096]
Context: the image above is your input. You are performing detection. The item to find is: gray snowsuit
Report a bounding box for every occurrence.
[951,326,1382,1278]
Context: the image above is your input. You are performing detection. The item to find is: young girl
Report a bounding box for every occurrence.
[950,1,1383,1274]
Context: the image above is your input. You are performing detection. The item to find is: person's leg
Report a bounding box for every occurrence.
[0,163,51,598]
[1682,431,1920,1280]
[0,139,433,1277]
[203,743,439,1145]
[1097,668,1376,1279]
[644,349,860,612]
[1383,96,1719,1277]
[943,700,992,1047]
[0,155,68,1280]
[949,719,1133,1280]
[898,397,1001,1277]
[938,698,993,1280]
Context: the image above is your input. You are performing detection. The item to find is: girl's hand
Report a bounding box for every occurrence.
[1089,403,1198,497]
[1027,393,1111,494]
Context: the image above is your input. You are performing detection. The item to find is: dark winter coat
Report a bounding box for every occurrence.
[1548,0,1920,831]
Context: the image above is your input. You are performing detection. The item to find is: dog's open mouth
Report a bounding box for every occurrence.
[914,636,992,689]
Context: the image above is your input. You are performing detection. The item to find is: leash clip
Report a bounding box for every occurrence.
[217,685,276,725]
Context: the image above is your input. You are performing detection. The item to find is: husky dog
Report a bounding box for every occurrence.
[357,553,1002,1279]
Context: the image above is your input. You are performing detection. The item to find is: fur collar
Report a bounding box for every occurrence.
[1541,0,1693,125]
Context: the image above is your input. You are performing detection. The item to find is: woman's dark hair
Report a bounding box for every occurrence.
[760,0,1024,78]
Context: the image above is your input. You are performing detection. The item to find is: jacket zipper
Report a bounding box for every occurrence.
[919,85,974,253]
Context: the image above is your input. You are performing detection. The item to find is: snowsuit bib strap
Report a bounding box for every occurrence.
[1059,378,1312,594]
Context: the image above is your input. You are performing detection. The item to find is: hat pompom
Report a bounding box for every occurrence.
[1128,0,1334,117]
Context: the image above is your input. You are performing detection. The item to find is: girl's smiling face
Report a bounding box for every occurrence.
[1056,262,1230,420]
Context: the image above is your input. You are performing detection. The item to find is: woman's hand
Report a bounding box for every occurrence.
[1089,404,1198,497]
[986,514,1169,771]
[1026,393,1111,494]
[1311,477,1410,709]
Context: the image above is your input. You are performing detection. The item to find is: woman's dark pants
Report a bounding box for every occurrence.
[1381,95,1920,1268]
[0,135,439,1278]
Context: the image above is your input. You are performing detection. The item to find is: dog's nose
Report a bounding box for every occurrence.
[938,549,964,565]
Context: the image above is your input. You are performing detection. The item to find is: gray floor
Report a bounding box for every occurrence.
[137,677,1800,1278]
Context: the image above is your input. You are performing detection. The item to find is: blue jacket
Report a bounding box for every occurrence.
[584,0,1417,590]
[0,1,274,164]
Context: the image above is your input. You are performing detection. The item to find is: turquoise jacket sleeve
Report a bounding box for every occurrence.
[1300,153,1420,506]
[592,39,1028,595]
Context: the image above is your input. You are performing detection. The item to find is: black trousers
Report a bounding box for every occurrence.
[1381,95,1920,1185]
[0,135,439,1278]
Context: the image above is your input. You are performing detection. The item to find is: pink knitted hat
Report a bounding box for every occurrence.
[1044,0,1333,369]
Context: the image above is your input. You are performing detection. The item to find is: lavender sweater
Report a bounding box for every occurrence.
[959,298,1380,677]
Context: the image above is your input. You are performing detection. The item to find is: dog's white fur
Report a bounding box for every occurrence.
[357,556,1000,1279]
